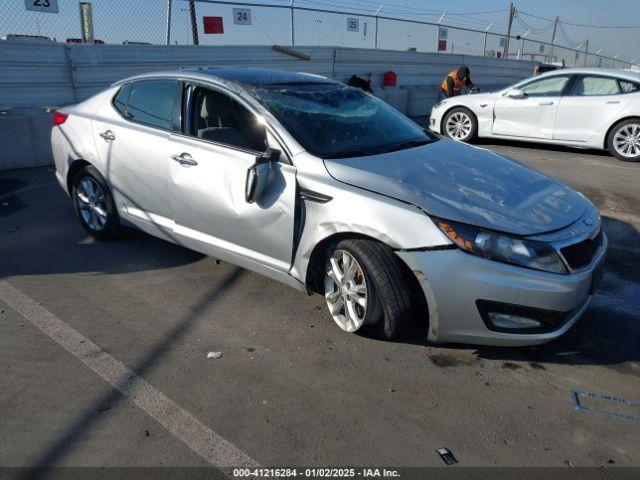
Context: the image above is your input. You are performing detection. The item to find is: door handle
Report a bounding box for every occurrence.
[539,101,554,106]
[606,101,621,104]
[171,153,198,167]
[99,130,115,142]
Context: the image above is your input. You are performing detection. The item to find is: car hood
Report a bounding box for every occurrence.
[323,139,588,236]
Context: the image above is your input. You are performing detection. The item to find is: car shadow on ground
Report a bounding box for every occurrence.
[474,137,613,159]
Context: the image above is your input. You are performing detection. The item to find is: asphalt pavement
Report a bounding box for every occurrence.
[0,140,639,474]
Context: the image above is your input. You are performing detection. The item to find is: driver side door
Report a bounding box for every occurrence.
[492,75,572,139]
[167,84,298,278]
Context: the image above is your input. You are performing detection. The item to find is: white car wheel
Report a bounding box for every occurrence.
[443,108,477,143]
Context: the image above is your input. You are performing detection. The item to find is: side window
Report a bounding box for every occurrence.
[619,80,640,94]
[519,76,570,97]
[126,80,180,130]
[570,76,620,96]
[113,83,131,117]
[191,88,267,152]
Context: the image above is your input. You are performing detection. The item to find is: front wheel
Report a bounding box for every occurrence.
[442,107,478,143]
[608,119,640,162]
[323,239,412,339]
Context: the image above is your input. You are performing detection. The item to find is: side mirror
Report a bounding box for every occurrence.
[506,88,525,99]
[245,148,280,204]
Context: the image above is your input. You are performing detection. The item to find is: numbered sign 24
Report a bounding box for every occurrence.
[233,8,252,25]
[25,0,59,13]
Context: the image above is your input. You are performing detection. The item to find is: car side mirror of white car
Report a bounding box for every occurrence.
[245,148,280,204]
[506,88,525,99]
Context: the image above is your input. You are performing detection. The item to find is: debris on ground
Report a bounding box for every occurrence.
[565,460,576,467]
[206,351,223,359]
[436,448,458,465]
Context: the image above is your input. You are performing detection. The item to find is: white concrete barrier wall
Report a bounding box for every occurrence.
[0,41,538,170]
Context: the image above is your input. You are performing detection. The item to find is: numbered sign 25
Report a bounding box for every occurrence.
[233,8,252,25]
[347,18,359,32]
[25,0,59,13]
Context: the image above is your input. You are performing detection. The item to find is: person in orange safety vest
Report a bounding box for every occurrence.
[440,65,476,98]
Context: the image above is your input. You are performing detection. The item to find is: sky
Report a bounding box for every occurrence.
[2,0,639,65]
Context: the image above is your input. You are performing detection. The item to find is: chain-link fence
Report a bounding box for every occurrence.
[1,0,635,69]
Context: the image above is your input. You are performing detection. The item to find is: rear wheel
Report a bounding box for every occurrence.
[323,239,412,339]
[443,107,477,143]
[608,119,640,162]
[72,165,122,240]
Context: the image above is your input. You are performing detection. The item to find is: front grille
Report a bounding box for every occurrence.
[560,229,604,270]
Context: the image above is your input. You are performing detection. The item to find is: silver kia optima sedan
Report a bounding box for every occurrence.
[52,68,607,346]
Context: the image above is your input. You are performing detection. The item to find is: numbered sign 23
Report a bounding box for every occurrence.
[25,0,59,13]
[233,8,252,25]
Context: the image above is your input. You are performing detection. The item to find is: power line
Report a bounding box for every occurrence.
[518,9,640,29]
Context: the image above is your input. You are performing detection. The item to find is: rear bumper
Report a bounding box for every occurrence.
[397,234,607,346]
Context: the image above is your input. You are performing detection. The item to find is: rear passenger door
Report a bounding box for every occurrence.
[554,75,636,142]
[92,79,181,237]
[167,84,298,275]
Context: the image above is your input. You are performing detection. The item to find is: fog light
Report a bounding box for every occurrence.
[487,313,543,330]
[476,300,566,334]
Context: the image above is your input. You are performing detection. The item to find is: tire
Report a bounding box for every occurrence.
[607,119,640,162]
[71,165,123,240]
[442,107,478,143]
[323,239,412,340]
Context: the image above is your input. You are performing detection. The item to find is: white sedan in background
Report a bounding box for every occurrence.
[429,68,640,162]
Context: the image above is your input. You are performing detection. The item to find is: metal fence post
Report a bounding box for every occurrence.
[374,5,383,50]
[165,0,173,46]
[290,1,295,46]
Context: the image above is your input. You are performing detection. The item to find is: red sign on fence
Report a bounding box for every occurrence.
[203,16,224,34]
[438,40,447,52]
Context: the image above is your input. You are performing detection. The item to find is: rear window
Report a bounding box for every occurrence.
[113,80,180,130]
[570,76,620,96]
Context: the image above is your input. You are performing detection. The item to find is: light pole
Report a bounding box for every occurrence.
[519,30,530,60]
[483,22,493,57]
[315,19,322,46]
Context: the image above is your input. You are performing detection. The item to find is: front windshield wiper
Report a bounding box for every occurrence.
[383,139,434,153]
[324,150,373,159]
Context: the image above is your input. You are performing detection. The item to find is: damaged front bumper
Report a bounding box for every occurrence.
[396,235,607,346]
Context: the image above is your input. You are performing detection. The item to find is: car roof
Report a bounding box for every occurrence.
[535,67,640,83]
[113,67,339,88]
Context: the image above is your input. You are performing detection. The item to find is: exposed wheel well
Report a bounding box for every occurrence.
[604,116,640,150]
[305,233,429,327]
[66,159,91,193]
[440,105,477,134]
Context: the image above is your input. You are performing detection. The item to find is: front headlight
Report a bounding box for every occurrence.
[435,218,567,274]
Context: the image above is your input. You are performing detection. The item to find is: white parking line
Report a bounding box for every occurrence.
[0,280,258,468]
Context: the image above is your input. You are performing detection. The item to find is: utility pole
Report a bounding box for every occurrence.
[502,3,514,60]
[547,16,559,63]
[188,0,199,46]
[583,39,589,66]
[165,0,172,46]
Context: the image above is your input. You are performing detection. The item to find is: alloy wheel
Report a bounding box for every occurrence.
[75,177,107,231]
[445,112,472,140]
[324,249,368,333]
[613,123,640,159]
